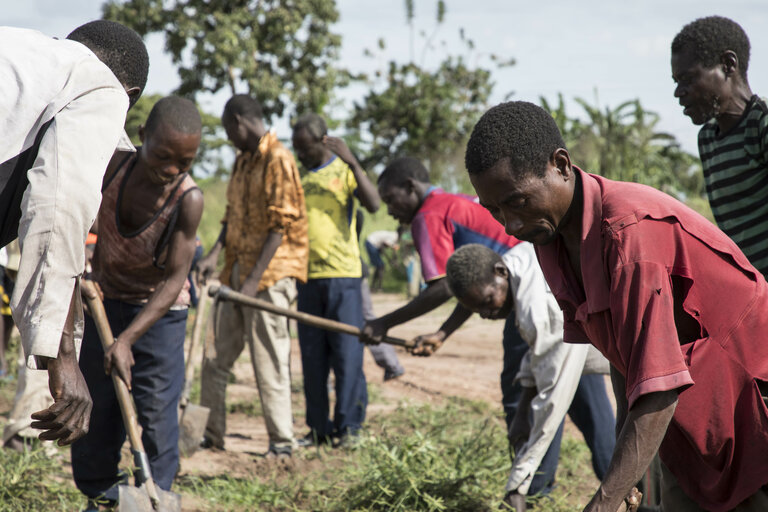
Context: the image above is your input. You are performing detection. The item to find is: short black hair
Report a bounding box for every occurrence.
[378,157,430,188]
[67,20,149,105]
[223,94,264,121]
[465,101,566,178]
[446,244,503,299]
[144,96,202,137]
[672,16,750,80]
[292,113,327,140]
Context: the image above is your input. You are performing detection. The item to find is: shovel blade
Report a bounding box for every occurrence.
[179,404,210,457]
[119,483,181,512]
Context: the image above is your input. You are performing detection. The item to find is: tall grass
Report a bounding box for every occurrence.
[0,446,83,511]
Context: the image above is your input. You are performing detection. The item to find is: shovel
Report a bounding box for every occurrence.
[178,282,211,457]
[208,285,416,349]
[83,280,182,512]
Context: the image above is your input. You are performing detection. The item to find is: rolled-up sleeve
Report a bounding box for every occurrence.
[12,86,128,368]
[264,154,303,233]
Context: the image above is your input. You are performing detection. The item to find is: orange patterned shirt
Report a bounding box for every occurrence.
[219,131,308,291]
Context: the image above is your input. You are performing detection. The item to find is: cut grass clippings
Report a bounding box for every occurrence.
[179,398,593,511]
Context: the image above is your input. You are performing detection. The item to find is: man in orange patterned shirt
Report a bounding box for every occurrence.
[197,94,308,458]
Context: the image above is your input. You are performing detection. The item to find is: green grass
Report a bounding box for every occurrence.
[0,445,84,511]
[179,399,593,511]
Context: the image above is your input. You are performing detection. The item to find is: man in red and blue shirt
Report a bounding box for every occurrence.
[466,101,768,512]
[362,156,615,498]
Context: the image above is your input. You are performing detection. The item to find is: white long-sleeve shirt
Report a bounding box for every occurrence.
[0,27,134,368]
[502,242,608,495]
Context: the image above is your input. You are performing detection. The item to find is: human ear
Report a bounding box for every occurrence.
[720,50,739,78]
[551,148,572,179]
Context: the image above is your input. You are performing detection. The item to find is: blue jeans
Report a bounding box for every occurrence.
[501,311,616,494]
[297,278,367,437]
[71,299,187,502]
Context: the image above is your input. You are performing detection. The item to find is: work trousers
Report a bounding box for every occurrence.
[72,299,186,501]
[501,312,616,495]
[297,277,367,437]
[360,276,404,376]
[200,277,297,449]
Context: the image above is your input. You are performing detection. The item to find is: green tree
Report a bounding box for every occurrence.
[102,0,347,121]
[348,1,510,192]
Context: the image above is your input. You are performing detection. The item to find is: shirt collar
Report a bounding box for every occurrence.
[115,130,136,152]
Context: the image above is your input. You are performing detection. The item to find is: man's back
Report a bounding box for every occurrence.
[412,188,521,282]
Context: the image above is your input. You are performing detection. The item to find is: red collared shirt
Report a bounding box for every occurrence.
[535,168,768,511]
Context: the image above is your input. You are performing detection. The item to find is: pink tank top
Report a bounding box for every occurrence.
[93,153,198,306]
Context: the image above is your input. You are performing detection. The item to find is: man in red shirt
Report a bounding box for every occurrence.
[465,101,768,512]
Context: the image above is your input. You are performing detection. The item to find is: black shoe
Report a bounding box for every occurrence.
[296,431,332,448]
[333,431,361,449]
[200,436,224,450]
[265,443,292,459]
[383,368,405,382]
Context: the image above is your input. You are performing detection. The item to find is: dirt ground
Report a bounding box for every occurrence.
[178,292,612,509]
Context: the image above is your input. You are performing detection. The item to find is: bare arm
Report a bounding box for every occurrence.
[584,389,678,512]
[195,223,226,285]
[361,278,453,343]
[323,135,380,212]
[30,286,92,445]
[410,302,473,356]
[104,189,204,388]
[238,231,283,297]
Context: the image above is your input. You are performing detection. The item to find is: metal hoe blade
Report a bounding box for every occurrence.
[179,402,210,457]
[119,483,181,512]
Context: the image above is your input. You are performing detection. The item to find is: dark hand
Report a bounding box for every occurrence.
[323,136,358,167]
[104,337,135,390]
[508,412,531,457]
[410,332,445,357]
[31,354,93,445]
[361,318,388,345]
[501,491,527,511]
[195,253,218,285]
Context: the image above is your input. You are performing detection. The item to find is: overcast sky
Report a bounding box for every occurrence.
[7,0,768,157]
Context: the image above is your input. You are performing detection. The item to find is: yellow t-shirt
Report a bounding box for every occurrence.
[301,156,362,278]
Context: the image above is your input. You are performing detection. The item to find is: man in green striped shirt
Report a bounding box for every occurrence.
[672,16,768,276]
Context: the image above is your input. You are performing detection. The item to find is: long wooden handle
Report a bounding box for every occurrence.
[82,280,161,508]
[208,285,415,348]
[181,283,210,406]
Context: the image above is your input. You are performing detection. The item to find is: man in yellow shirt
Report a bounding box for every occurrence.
[197,94,308,457]
[291,113,380,446]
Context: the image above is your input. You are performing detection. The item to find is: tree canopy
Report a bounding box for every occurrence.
[103,0,347,121]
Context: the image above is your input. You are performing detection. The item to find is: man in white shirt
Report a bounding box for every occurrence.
[442,243,615,510]
[0,20,149,446]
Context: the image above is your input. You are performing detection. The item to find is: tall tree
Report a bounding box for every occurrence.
[102,0,347,120]
[348,1,511,192]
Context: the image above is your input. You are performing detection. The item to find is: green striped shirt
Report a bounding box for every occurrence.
[699,95,768,276]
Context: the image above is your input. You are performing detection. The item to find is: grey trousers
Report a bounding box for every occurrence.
[200,276,297,449]
[361,277,404,376]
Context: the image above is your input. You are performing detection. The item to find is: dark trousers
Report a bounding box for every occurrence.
[501,312,616,494]
[71,299,187,501]
[297,278,367,437]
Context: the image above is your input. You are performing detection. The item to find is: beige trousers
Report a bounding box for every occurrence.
[200,275,297,449]
[660,461,768,511]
